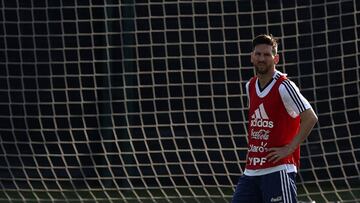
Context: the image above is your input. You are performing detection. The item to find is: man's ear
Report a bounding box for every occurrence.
[250,51,254,63]
[273,54,279,64]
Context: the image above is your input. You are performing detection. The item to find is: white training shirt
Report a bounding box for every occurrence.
[244,70,313,176]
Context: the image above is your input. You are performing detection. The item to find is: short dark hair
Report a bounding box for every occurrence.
[252,34,278,55]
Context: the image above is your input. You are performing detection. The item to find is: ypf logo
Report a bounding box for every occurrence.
[250,103,274,128]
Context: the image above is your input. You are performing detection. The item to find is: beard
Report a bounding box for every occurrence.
[255,63,271,75]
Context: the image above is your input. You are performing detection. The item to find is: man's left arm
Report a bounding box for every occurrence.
[266,107,318,163]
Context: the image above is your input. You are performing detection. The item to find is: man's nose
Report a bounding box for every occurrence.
[258,55,265,61]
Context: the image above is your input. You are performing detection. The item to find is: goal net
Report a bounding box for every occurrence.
[0,0,359,202]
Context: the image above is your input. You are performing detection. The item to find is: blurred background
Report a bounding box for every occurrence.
[0,0,359,202]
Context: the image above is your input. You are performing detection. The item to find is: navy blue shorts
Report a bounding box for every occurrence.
[231,170,297,203]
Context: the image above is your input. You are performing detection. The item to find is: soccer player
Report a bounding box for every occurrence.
[231,34,318,203]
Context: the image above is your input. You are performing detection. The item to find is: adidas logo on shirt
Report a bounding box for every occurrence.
[250,103,274,128]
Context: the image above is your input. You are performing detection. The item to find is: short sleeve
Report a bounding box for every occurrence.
[279,79,312,118]
[245,81,250,107]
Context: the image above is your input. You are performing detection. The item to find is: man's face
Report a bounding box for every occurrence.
[251,44,279,75]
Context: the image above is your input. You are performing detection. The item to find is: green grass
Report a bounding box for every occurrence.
[0,186,359,203]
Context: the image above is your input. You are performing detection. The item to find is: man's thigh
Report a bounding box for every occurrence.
[261,170,297,203]
[231,175,262,203]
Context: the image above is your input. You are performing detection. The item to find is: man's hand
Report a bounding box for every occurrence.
[266,145,294,163]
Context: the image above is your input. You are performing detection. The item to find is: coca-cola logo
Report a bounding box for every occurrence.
[251,129,270,140]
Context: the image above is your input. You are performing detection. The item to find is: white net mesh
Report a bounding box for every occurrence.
[0,0,359,202]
